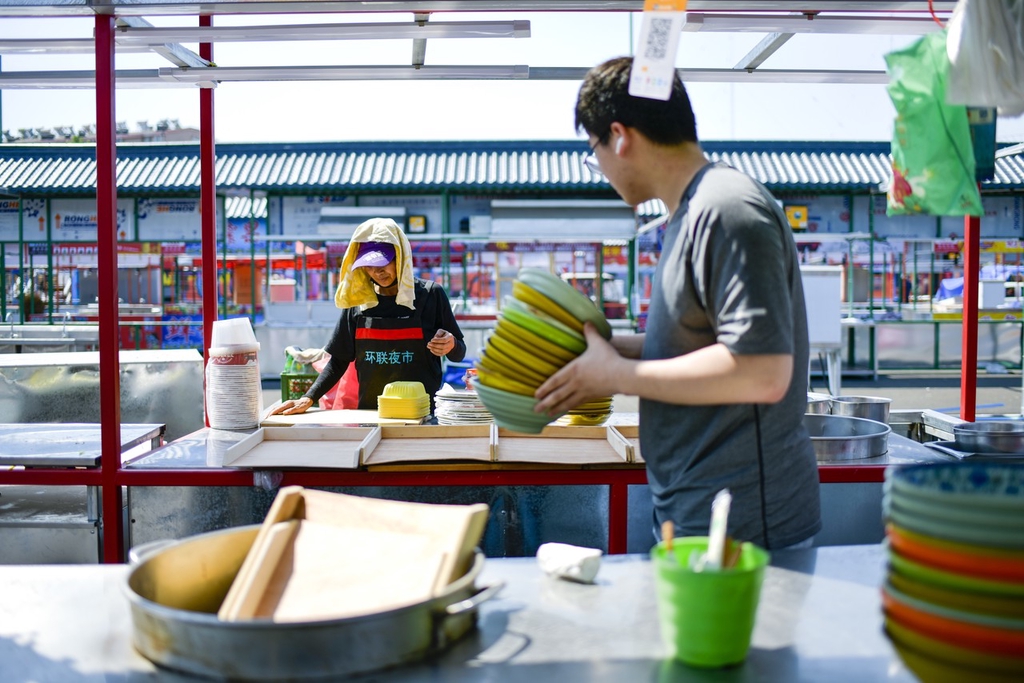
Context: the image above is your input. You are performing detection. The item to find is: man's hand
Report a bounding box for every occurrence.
[270,396,313,416]
[427,329,456,357]
[533,323,626,415]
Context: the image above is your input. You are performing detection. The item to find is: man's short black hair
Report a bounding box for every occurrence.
[575,56,698,146]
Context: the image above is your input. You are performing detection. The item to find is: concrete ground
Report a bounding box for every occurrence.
[264,368,1024,420]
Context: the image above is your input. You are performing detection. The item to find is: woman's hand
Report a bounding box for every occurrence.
[427,329,456,357]
[269,396,313,416]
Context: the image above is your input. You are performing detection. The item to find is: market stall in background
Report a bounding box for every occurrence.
[1,140,1022,379]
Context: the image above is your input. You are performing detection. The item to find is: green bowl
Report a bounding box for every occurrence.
[473,382,564,434]
[502,303,587,355]
[518,268,612,340]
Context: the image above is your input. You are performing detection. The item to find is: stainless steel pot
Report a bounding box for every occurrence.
[804,413,891,461]
[807,392,831,415]
[829,395,891,424]
[124,525,501,681]
[953,421,1024,454]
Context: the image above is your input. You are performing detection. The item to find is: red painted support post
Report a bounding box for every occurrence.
[94,14,124,564]
[961,211,981,423]
[200,14,217,424]
[608,482,628,554]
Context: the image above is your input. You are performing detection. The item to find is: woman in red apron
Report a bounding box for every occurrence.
[271,218,466,417]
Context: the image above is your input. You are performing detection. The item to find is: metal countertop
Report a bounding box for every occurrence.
[0,423,165,467]
[126,423,948,471]
[0,544,916,682]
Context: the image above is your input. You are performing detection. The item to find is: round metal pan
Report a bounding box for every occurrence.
[829,395,891,424]
[806,392,831,415]
[124,525,501,681]
[953,421,1024,454]
[804,413,891,462]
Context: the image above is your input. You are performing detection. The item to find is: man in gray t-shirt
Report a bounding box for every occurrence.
[535,57,821,549]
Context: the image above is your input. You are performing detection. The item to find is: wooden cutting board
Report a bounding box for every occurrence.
[251,520,447,622]
[218,487,489,622]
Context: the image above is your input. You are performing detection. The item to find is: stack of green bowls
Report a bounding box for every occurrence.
[473,268,612,434]
[881,463,1024,681]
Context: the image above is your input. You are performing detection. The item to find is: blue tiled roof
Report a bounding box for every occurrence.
[0,140,1021,196]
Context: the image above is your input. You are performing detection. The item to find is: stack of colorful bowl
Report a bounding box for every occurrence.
[474,268,613,434]
[881,462,1024,682]
[377,381,431,420]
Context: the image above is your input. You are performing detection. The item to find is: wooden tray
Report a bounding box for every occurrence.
[222,423,642,469]
[224,427,380,469]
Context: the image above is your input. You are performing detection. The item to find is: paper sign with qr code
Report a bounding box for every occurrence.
[629,10,686,101]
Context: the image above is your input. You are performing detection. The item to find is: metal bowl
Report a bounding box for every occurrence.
[804,413,891,462]
[953,421,1024,454]
[806,392,831,415]
[829,395,891,424]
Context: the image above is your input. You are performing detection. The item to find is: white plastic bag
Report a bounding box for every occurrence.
[946,0,1024,116]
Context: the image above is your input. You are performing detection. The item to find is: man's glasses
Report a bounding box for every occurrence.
[584,142,602,175]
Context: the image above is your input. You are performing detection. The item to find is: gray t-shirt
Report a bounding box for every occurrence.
[641,162,821,549]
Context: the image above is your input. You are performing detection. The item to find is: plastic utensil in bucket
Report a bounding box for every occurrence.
[651,536,769,668]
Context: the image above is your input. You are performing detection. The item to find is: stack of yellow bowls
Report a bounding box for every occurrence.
[377,381,431,420]
[881,462,1024,682]
[474,268,613,434]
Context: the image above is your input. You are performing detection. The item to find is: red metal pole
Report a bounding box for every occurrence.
[95,14,124,564]
[608,482,628,554]
[200,14,217,425]
[961,211,981,422]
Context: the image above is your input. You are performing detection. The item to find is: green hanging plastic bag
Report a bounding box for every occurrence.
[885,30,982,217]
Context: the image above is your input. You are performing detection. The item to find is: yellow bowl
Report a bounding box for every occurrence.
[476,354,544,388]
[512,280,584,334]
[496,317,577,363]
[475,368,537,397]
[381,381,428,400]
[482,345,548,385]
[491,326,568,373]
[488,333,562,378]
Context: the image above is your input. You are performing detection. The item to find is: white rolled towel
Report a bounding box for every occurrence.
[536,542,602,584]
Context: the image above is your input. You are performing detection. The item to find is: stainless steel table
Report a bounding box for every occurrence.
[0,423,165,563]
[0,544,916,681]
[0,423,165,467]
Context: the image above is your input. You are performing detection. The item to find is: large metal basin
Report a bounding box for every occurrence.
[829,395,891,424]
[953,421,1024,454]
[805,413,891,462]
[807,392,831,415]
[124,525,500,680]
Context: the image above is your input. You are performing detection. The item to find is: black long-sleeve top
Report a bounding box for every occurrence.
[304,278,466,405]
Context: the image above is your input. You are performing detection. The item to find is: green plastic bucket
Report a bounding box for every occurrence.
[650,536,770,668]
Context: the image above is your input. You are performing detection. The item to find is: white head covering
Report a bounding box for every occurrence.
[334,217,416,310]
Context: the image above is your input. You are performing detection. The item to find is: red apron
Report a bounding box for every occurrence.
[353,311,431,410]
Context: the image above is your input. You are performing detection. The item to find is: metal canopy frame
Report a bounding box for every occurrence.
[0,1,983,565]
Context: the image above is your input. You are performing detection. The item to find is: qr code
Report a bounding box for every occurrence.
[643,17,672,60]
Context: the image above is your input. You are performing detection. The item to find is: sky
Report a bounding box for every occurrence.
[1,10,1023,145]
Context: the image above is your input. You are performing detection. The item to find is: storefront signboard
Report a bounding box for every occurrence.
[270,196,356,237]
[50,198,135,242]
[0,199,46,242]
[137,198,201,241]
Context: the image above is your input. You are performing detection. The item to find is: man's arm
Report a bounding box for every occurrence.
[534,325,792,415]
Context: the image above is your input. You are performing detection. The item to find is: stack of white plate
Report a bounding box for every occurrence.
[435,386,493,426]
